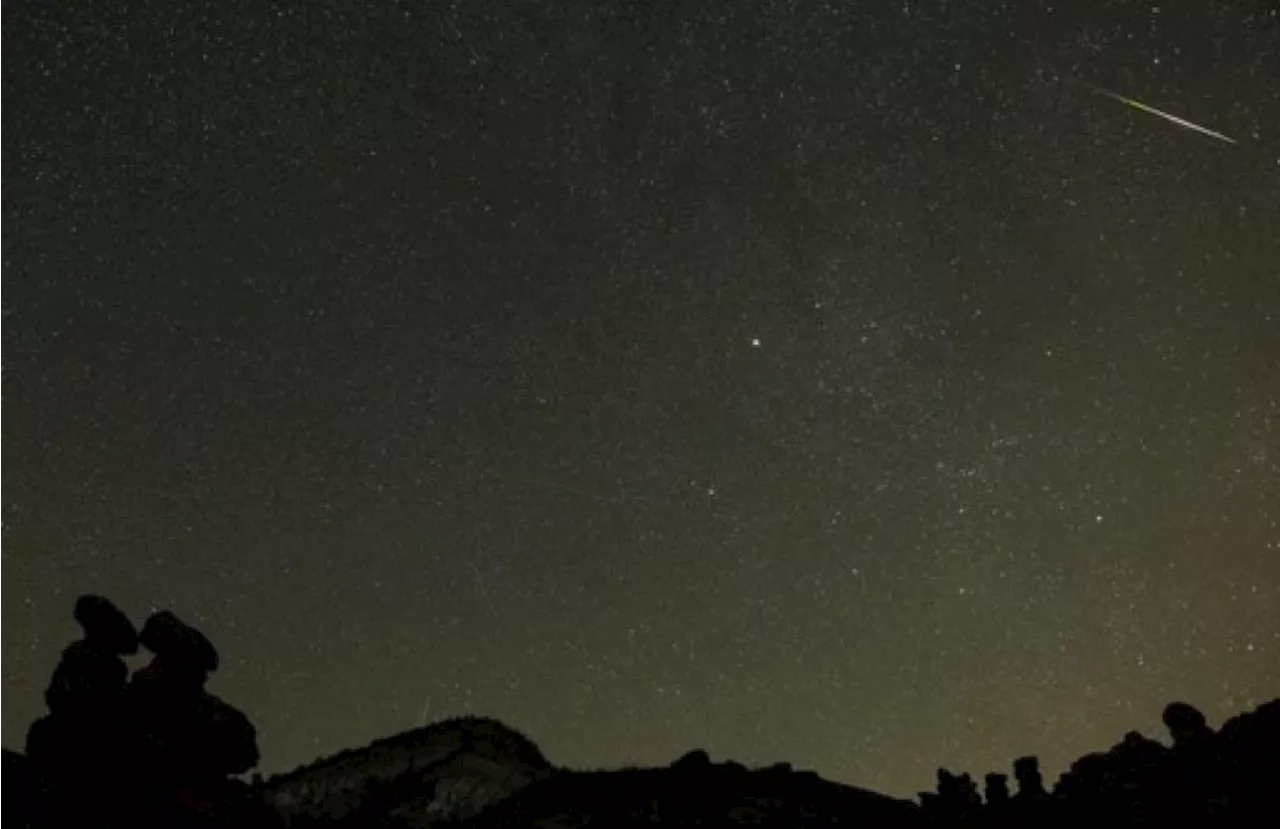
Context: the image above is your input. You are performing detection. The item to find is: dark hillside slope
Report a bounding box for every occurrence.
[458,751,926,829]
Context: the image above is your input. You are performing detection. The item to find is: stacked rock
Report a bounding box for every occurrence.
[26,595,138,780]
[127,611,240,777]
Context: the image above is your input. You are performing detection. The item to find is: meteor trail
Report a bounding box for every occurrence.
[1095,88,1238,145]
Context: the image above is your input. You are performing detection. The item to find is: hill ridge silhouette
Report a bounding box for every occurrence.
[259,715,550,785]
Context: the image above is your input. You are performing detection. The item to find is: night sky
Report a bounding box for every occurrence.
[3,0,1278,799]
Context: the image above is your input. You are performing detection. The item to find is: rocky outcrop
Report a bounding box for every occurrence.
[22,596,141,825]
[17,597,270,829]
[931,698,1280,828]
[43,596,138,714]
[1051,737,1167,825]
[257,716,554,829]
[125,609,260,781]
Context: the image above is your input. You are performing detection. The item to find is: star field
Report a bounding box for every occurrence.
[3,0,1278,798]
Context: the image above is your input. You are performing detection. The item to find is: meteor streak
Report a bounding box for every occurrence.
[1096,88,1238,145]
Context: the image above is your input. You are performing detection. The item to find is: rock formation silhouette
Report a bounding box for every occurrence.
[23,595,139,826]
[16,596,275,829]
[944,699,1280,829]
[126,609,260,783]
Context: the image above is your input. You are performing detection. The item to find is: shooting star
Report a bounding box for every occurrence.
[1096,87,1238,145]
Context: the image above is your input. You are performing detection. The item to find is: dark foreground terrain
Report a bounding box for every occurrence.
[6,595,1278,828]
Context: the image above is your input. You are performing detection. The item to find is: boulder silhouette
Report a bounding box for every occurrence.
[42,595,137,717]
[74,594,139,654]
[125,610,258,783]
[21,596,143,829]
[138,610,219,674]
[1163,701,1213,748]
